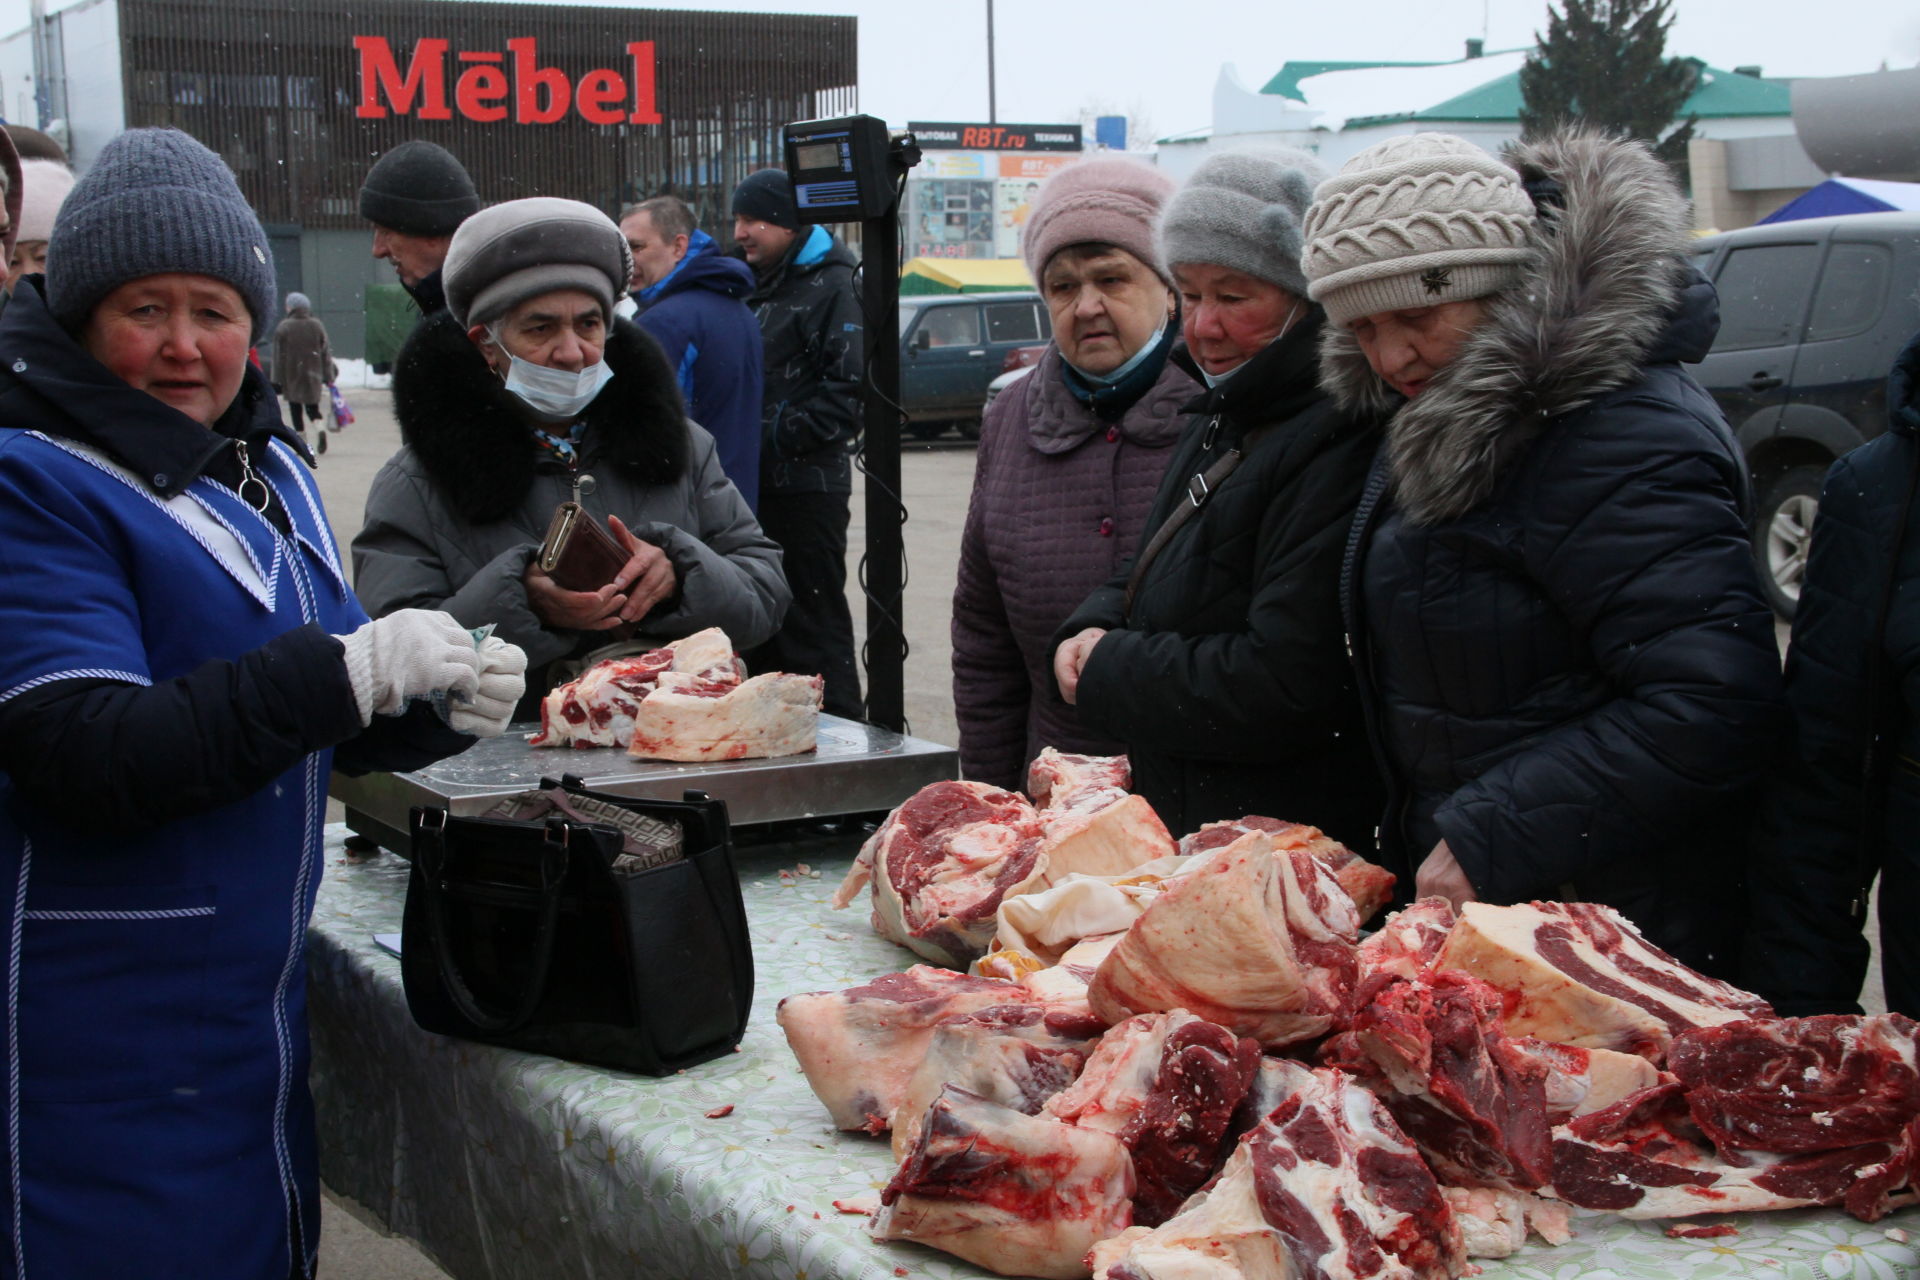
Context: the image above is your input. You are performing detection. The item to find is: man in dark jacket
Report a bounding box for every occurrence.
[1745,331,1920,1017]
[358,139,482,319]
[732,168,864,719]
[622,195,765,511]
[1053,150,1383,852]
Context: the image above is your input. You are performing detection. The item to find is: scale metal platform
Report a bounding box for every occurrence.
[332,715,957,853]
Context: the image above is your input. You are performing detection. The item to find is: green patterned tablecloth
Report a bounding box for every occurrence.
[306,826,1920,1280]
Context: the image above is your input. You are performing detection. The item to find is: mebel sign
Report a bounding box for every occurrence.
[353,35,663,125]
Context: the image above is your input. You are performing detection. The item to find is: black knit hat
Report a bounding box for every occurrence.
[358,140,481,237]
[48,128,275,342]
[730,168,799,231]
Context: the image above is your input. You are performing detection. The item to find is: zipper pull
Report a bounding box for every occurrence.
[234,441,270,512]
[1343,632,1355,661]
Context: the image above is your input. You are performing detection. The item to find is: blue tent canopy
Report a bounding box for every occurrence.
[1760,177,1920,224]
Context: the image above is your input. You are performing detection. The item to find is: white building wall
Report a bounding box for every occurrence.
[0,28,33,127]
[55,0,123,169]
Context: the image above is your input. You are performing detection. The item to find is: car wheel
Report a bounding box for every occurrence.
[1751,464,1824,620]
[906,421,946,442]
[957,418,982,442]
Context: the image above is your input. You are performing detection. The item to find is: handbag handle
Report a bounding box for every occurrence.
[415,810,572,1035]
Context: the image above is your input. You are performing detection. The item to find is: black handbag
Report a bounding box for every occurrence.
[400,778,754,1075]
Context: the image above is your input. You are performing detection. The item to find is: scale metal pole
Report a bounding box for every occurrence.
[861,199,906,732]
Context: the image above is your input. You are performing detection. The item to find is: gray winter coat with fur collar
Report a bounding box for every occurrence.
[1333,131,1787,975]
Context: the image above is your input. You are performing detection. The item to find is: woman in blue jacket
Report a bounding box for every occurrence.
[0,129,523,1278]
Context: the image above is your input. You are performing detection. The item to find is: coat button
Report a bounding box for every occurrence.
[153,473,170,488]
[1106,426,1119,443]
[1099,517,1115,537]
[10,359,24,373]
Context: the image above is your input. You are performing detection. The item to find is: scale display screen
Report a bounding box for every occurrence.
[784,114,899,222]
[794,141,844,172]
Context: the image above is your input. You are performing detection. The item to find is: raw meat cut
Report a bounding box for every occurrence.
[1090,1061,1466,1280]
[1028,748,1132,810]
[626,669,822,761]
[1017,934,1127,1027]
[993,859,1190,966]
[1030,794,1179,891]
[775,965,1030,1132]
[1043,1011,1263,1226]
[529,626,747,748]
[1666,1013,1920,1158]
[833,781,1049,967]
[1179,816,1397,924]
[873,1084,1136,1280]
[1321,970,1553,1191]
[889,1004,1103,1160]
[1548,1079,1920,1222]
[1354,897,1456,1005]
[1441,1186,1572,1258]
[1509,1038,1662,1124]
[1089,831,1360,1048]
[1434,901,1772,1059]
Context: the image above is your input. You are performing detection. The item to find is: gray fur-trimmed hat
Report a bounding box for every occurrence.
[1158,148,1327,298]
[441,197,632,330]
[47,128,276,342]
[1301,132,1536,326]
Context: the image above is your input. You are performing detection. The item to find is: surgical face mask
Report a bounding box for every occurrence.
[495,345,615,421]
[1066,310,1171,388]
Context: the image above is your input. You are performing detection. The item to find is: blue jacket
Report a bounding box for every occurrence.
[0,280,466,1278]
[635,230,766,510]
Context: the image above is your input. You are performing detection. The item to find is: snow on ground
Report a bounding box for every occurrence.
[332,358,391,391]
[1293,51,1531,132]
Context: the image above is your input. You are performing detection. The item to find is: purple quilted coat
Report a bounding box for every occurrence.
[951,344,1195,790]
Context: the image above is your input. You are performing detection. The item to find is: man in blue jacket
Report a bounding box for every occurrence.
[621,196,765,511]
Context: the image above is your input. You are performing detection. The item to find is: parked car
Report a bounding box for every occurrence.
[1691,211,1920,616]
[897,291,1050,440]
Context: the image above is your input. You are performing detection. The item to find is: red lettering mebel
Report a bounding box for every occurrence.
[354,35,662,125]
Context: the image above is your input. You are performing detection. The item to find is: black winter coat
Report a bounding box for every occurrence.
[1058,314,1385,851]
[1744,331,1920,1016]
[748,226,864,497]
[1330,133,1787,975]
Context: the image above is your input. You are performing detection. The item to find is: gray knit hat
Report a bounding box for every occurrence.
[1301,132,1536,327]
[1158,148,1328,298]
[359,140,481,237]
[47,128,276,342]
[441,197,632,330]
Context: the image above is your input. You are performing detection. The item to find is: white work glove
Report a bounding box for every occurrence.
[337,609,482,726]
[449,635,528,738]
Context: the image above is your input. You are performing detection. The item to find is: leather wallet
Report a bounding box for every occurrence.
[537,501,629,593]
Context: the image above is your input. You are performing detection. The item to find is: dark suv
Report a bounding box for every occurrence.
[1691,211,1920,616]
[897,292,1051,440]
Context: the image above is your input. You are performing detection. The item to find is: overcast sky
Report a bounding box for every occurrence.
[1,0,1914,142]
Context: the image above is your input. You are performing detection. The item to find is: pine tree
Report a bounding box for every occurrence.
[1518,0,1699,175]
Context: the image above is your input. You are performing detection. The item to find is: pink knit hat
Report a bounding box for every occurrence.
[15,158,73,245]
[1021,155,1177,285]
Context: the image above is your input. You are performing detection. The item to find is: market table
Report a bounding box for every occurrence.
[307,826,1920,1280]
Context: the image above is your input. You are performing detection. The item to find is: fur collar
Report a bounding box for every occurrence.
[1319,130,1695,525]
[392,311,690,523]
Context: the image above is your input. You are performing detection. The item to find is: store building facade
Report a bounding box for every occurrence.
[903,121,1082,263]
[0,0,856,356]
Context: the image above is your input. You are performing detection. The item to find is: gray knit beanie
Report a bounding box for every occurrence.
[1158,148,1327,298]
[358,140,481,238]
[47,128,276,342]
[1301,132,1536,327]
[442,197,632,330]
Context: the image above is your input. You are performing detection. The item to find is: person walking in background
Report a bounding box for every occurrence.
[1051,150,1383,847]
[354,197,787,707]
[1299,131,1786,974]
[732,168,864,719]
[271,291,335,457]
[6,157,71,290]
[621,195,765,510]
[950,156,1193,792]
[1744,330,1920,1017]
[358,139,482,320]
[0,126,517,1279]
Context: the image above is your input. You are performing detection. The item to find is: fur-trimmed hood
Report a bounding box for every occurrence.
[392,310,690,524]
[1319,130,1710,526]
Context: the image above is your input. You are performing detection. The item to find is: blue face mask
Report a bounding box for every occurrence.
[1064,311,1172,387]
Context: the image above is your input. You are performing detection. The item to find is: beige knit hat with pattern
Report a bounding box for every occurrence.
[1301,132,1536,326]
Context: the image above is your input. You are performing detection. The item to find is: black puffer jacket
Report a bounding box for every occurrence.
[1058,313,1384,850]
[748,226,863,497]
[1744,330,1920,1016]
[1332,132,1787,975]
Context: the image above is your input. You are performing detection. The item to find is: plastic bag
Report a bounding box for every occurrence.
[326,382,355,429]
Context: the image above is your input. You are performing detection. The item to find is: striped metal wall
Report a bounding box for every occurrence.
[116,0,858,234]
